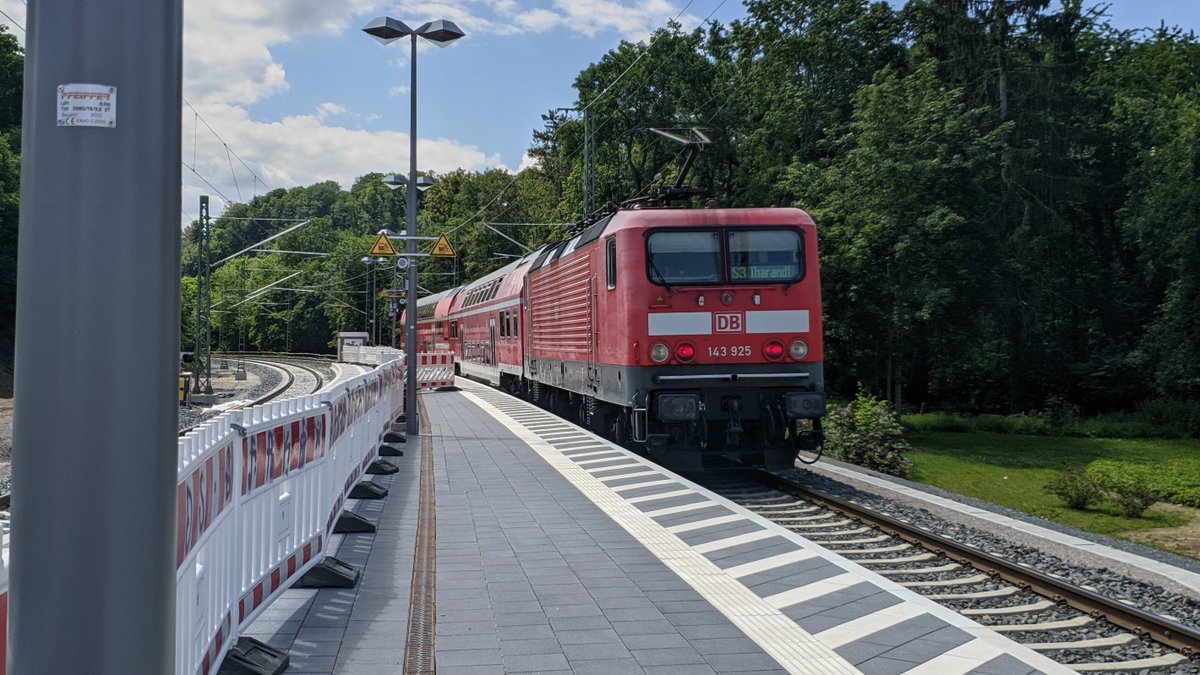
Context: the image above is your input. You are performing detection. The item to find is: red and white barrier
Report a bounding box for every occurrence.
[417,351,455,389]
[339,345,402,366]
[172,355,405,675]
[0,351,408,675]
[1,521,8,675]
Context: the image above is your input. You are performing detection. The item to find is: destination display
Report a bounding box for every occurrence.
[730,263,798,281]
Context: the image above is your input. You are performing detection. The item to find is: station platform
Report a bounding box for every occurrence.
[245,379,1070,674]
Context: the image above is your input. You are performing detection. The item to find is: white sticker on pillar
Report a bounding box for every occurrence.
[57,84,117,127]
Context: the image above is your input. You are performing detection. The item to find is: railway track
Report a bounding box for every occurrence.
[240,357,327,407]
[177,356,329,436]
[0,356,332,512]
[706,469,1199,673]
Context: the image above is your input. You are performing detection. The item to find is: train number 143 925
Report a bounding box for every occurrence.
[707,345,752,358]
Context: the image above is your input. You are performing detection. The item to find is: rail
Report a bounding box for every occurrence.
[752,469,1200,659]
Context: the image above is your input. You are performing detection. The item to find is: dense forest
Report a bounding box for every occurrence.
[1,0,1198,415]
[0,25,21,396]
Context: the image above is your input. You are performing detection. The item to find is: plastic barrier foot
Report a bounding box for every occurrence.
[367,459,399,475]
[349,481,389,499]
[394,414,405,425]
[378,443,404,457]
[217,637,289,675]
[295,556,360,589]
[335,511,377,534]
[383,430,407,443]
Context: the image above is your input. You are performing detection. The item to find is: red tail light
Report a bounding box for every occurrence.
[675,343,696,362]
[763,341,785,360]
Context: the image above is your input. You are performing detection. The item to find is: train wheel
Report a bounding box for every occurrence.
[590,404,615,439]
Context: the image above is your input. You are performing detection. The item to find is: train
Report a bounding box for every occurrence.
[411,204,826,471]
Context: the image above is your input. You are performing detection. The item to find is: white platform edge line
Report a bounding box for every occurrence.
[459,384,1070,675]
[814,602,928,649]
[667,514,746,534]
[726,550,819,578]
[692,529,778,554]
[615,479,680,494]
[460,388,862,675]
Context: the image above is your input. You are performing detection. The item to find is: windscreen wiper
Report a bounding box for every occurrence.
[647,253,672,292]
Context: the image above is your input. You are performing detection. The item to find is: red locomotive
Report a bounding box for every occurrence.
[414,205,826,470]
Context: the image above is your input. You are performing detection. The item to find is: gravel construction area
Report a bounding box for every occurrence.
[782,460,1200,632]
[178,362,282,431]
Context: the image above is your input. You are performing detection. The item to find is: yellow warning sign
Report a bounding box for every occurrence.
[430,233,456,258]
[369,233,398,257]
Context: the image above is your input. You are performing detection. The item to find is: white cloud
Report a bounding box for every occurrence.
[6,0,701,227]
[182,101,500,222]
[518,152,539,172]
[315,102,347,121]
[397,0,696,40]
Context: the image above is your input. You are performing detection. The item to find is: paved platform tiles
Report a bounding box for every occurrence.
[246,379,1071,674]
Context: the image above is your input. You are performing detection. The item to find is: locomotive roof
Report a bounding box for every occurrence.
[419,207,815,304]
[525,206,813,273]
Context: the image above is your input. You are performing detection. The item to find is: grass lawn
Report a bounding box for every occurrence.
[905,431,1200,555]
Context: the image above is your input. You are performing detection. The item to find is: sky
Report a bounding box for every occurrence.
[0,0,1197,227]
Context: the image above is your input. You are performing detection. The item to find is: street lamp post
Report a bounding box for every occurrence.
[364,16,465,436]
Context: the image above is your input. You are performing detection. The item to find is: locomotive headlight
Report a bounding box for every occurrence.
[763,341,785,360]
[657,393,700,421]
[789,339,809,359]
[650,342,670,363]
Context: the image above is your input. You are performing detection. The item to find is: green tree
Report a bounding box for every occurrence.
[717,0,903,205]
[786,62,1009,409]
[0,25,23,395]
[1117,92,1200,396]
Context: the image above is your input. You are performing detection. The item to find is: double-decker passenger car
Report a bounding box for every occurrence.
[414,205,825,470]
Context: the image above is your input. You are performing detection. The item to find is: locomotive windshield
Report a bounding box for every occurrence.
[647,228,804,285]
[647,231,722,284]
[728,229,803,283]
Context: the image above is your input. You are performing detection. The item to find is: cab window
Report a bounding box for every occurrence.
[728,229,803,283]
[606,237,617,290]
[647,230,722,285]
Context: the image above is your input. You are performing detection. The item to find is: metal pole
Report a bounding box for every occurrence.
[202,200,213,393]
[12,0,181,671]
[370,264,377,345]
[391,261,398,349]
[193,198,205,393]
[405,32,420,435]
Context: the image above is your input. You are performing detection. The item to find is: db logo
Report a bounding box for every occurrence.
[715,312,744,333]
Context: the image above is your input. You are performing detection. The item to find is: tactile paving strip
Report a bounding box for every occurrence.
[461,383,1071,675]
[461,389,861,674]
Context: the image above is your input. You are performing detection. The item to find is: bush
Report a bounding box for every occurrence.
[1087,459,1200,508]
[901,413,970,433]
[1044,472,1102,509]
[901,399,1200,440]
[825,392,913,477]
[1111,477,1157,518]
[1135,398,1200,438]
[1040,395,1081,430]
[1084,463,1160,517]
